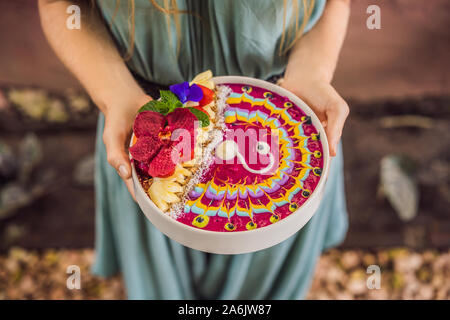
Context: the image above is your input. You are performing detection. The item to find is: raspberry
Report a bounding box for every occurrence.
[129,135,164,162]
[132,160,150,177]
[147,146,177,177]
[135,160,149,173]
[166,108,197,135]
[133,111,165,138]
[131,108,198,178]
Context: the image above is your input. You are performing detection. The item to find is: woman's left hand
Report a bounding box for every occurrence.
[279,77,349,157]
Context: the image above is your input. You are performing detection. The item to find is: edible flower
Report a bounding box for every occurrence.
[169,82,203,104]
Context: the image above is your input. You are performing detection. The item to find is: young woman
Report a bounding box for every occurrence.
[39,0,350,299]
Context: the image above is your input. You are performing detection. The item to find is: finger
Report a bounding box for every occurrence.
[316,112,327,124]
[280,81,328,123]
[325,97,349,157]
[104,128,136,201]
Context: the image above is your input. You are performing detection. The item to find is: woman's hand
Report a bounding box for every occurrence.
[39,0,152,200]
[102,94,151,200]
[279,77,349,157]
[280,0,351,156]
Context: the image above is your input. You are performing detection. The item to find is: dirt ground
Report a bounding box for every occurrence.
[1,247,448,300]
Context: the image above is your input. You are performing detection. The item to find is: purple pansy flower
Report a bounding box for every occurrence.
[169,82,203,104]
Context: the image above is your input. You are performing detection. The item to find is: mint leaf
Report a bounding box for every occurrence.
[167,101,182,114]
[138,89,185,116]
[160,90,179,105]
[188,107,210,127]
[160,90,183,113]
[138,100,168,114]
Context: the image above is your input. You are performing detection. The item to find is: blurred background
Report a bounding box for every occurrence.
[0,0,449,299]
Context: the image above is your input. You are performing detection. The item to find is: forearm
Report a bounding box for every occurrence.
[285,0,351,83]
[38,0,147,113]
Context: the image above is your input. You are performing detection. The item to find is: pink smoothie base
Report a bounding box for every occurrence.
[176,83,324,232]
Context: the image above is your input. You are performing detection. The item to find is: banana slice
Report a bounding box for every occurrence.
[145,70,219,212]
[190,70,214,90]
[203,104,216,120]
[147,164,192,211]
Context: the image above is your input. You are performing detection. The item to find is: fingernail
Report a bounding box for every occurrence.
[118,164,129,178]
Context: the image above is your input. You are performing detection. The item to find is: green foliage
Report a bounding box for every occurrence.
[160,90,182,110]
[138,90,183,115]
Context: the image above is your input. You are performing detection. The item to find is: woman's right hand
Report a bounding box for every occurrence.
[102,94,152,200]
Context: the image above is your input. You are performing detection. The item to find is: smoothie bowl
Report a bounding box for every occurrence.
[130,71,329,254]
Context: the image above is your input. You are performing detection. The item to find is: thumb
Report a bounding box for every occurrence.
[324,91,349,157]
[102,126,132,179]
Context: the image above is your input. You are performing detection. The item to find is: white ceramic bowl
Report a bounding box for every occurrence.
[131,76,330,254]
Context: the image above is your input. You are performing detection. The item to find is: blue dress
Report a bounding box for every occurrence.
[92,0,348,299]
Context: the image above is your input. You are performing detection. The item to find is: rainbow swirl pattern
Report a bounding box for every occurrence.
[177,83,324,232]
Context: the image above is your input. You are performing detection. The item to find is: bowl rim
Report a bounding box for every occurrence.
[130,75,330,238]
